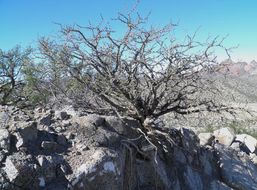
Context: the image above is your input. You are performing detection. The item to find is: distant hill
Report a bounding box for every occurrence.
[218,59,257,76]
[213,59,257,103]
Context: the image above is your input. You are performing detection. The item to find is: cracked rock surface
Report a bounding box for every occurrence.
[0,105,257,189]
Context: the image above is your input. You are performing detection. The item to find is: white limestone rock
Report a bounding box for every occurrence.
[213,128,235,146]
[198,132,214,146]
[235,134,257,153]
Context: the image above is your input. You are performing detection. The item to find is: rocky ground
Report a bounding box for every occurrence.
[1,105,257,189]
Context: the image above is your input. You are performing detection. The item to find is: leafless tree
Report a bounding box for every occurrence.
[39,12,235,128]
[0,46,31,105]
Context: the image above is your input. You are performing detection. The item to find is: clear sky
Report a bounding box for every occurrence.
[1,0,257,62]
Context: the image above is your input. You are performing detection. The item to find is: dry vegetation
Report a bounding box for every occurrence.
[0,11,244,129]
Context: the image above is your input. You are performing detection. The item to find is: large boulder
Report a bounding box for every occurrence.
[37,154,66,185]
[4,105,257,190]
[70,115,123,149]
[14,121,38,149]
[234,134,257,153]
[72,114,105,128]
[213,127,235,146]
[68,148,123,190]
[3,152,39,189]
[215,143,257,190]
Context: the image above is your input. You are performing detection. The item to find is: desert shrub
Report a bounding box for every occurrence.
[37,12,235,127]
[0,46,31,105]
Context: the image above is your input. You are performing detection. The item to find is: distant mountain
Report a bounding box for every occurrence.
[212,59,257,103]
[218,59,257,76]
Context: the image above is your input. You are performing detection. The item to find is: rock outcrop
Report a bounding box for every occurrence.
[0,105,257,189]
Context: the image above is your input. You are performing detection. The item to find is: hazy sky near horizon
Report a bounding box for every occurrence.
[1,0,257,62]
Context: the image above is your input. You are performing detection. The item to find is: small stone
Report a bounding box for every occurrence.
[61,111,69,119]
[56,111,70,120]
[55,126,63,133]
[37,155,47,167]
[230,142,241,152]
[40,114,53,126]
[67,132,75,140]
[34,107,43,113]
[250,153,257,165]
[0,129,10,151]
[15,133,24,149]
[60,163,71,175]
[13,115,19,121]
[76,143,89,152]
[62,120,71,127]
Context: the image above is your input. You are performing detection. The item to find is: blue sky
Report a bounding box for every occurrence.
[1,0,257,62]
